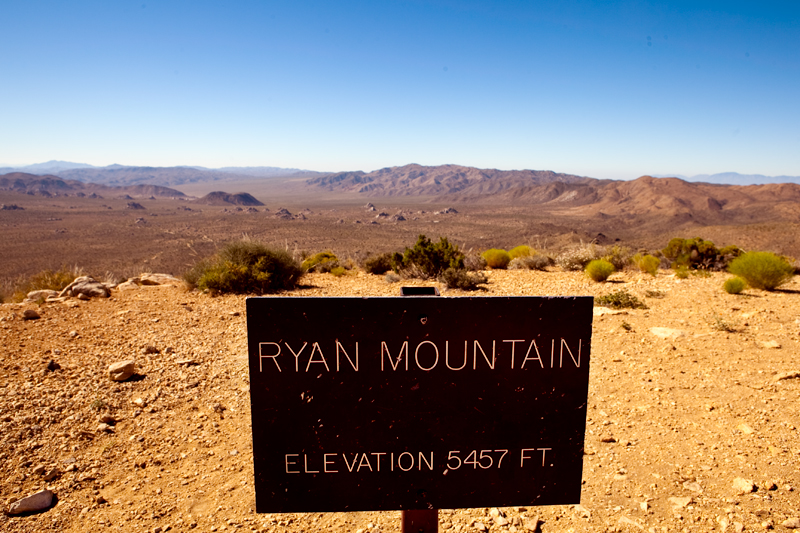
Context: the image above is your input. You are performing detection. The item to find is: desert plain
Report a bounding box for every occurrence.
[1,173,800,533]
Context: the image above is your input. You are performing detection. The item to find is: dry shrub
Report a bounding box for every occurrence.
[438,268,488,290]
[11,265,84,302]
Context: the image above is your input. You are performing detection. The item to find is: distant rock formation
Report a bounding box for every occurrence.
[197,191,265,206]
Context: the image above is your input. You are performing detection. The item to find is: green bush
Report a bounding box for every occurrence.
[723,277,746,294]
[438,267,488,290]
[184,240,302,294]
[595,290,648,309]
[633,254,660,276]
[393,235,464,279]
[482,249,511,269]
[585,259,615,282]
[728,252,794,290]
[662,237,741,270]
[363,253,394,275]
[508,245,533,259]
[674,265,689,279]
[301,251,339,273]
[330,266,347,277]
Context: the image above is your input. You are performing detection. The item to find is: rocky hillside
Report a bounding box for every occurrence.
[196,192,265,206]
[1,270,799,532]
[0,173,186,198]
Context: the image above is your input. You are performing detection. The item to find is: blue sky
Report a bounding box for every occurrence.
[1,1,798,179]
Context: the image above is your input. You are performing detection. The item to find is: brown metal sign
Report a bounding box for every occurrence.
[246,296,592,512]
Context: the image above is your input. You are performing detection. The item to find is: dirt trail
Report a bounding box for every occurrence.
[1,270,799,532]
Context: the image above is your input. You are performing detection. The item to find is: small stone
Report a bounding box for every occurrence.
[683,481,703,493]
[97,423,114,433]
[737,423,755,434]
[523,516,541,532]
[733,477,756,494]
[734,523,745,533]
[108,360,136,381]
[782,518,800,529]
[668,496,692,508]
[143,345,160,355]
[494,515,509,526]
[33,465,46,475]
[95,495,106,504]
[7,489,54,514]
[99,413,116,424]
[77,292,90,300]
[473,521,487,532]
[764,481,777,490]
[649,327,686,340]
[43,467,61,481]
[762,520,774,529]
[759,340,781,349]
[600,435,616,443]
[46,360,61,371]
[22,309,40,320]
[773,371,800,382]
[133,398,146,407]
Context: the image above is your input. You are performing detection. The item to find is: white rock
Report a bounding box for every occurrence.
[732,477,755,494]
[649,327,686,340]
[668,496,691,508]
[8,489,54,514]
[782,518,800,529]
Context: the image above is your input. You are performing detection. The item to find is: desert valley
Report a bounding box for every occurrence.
[1,164,799,533]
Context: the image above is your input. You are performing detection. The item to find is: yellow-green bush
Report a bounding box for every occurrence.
[301,251,339,273]
[508,245,533,259]
[482,249,511,269]
[585,259,615,282]
[723,277,746,294]
[728,252,794,290]
[184,240,302,294]
[633,254,660,276]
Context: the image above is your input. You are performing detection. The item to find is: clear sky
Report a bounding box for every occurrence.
[1,1,798,179]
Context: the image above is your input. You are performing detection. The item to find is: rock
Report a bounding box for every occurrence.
[732,477,756,494]
[139,273,182,286]
[7,489,54,514]
[494,515,509,527]
[43,467,61,481]
[77,292,90,300]
[668,496,691,508]
[593,307,628,316]
[46,360,61,371]
[143,345,160,354]
[773,371,800,382]
[523,517,541,532]
[97,423,114,433]
[26,289,59,301]
[649,327,686,340]
[59,276,110,299]
[759,340,781,349]
[683,481,703,493]
[108,360,136,381]
[782,518,800,529]
[33,465,46,475]
[99,413,116,424]
[22,309,40,320]
[737,423,755,434]
[117,280,139,290]
[472,521,487,532]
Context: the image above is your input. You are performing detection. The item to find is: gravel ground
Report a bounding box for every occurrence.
[1,269,799,532]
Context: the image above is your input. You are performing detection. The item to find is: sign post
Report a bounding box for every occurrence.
[246,295,592,517]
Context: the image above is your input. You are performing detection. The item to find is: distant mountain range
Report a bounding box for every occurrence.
[0,172,186,198]
[653,172,800,186]
[0,161,325,187]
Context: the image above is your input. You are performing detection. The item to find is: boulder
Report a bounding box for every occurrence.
[139,273,181,286]
[8,489,54,515]
[108,360,136,382]
[59,276,110,299]
[26,289,59,301]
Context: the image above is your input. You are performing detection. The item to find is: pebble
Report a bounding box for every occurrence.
[22,309,40,320]
[7,489,54,515]
[733,477,756,494]
[649,327,686,339]
[783,518,800,529]
[108,360,136,381]
[668,496,692,508]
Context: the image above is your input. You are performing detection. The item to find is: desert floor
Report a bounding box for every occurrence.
[1,269,799,533]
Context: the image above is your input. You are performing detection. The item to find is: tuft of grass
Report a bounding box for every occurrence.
[585,259,615,282]
[595,290,648,309]
[301,251,339,273]
[708,313,739,332]
[723,277,746,295]
[183,240,302,295]
[438,267,488,291]
[728,251,794,291]
[11,265,84,302]
[508,245,533,259]
[482,249,511,269]
[633,254,660,276]
[90,397,109,411]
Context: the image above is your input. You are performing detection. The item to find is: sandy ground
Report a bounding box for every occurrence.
[1,269,799,533]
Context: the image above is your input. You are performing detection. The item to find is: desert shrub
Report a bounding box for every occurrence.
[595,290,648,309]
[723,277,746,294]
[301,251,339,273]
[728,251,794,291]
[393,235,464,279]
[585,259,615,282]
[674,265,689,279]
[11,265,84,302]
[330,266,347,277]
[601,244,631,271]
[482,249,511,269]
[508,257,535,270]
[438,267,488,291]
[662,237,741,271]
[556,243,602,271]
[184,240,302,294]
[385,272,401,283]
[645,289,665,299]
[633,254,660,276]
[464,254,488,271]
[508,245,533,259]
[362,253,394,275]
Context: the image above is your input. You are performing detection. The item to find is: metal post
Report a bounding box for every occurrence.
[402,510,439,533]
